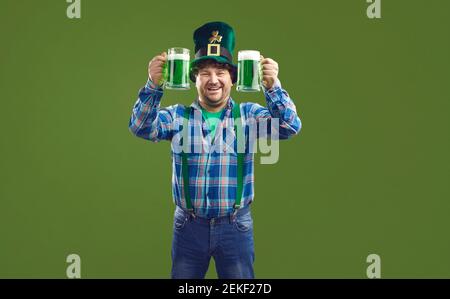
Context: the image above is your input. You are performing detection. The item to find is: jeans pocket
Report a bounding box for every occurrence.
[174,211,188,230]
[234,213,253,232]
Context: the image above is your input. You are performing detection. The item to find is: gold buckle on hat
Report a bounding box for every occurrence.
[207,44,220,56]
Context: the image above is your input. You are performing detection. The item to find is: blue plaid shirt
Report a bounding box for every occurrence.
[129,79,301,218]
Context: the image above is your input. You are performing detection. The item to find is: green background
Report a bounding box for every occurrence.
[1,0,449,278]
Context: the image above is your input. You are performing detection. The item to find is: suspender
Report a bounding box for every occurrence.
[233,103,245,211]
[181,103,245,216]
[181,107,192,212]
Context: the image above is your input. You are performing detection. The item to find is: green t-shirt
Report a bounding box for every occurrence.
[201,106,224,141]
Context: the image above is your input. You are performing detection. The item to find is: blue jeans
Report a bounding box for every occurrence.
[171,205,255,279]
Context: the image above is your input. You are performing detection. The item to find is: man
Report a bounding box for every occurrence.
[129,21,301,279]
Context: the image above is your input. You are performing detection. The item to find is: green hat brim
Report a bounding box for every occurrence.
[189,56,237,84]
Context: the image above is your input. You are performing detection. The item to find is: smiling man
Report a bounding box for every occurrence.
[129,21,302,279]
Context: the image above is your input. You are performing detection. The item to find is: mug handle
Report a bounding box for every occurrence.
[258,55,263,91]
[159,60,168,88]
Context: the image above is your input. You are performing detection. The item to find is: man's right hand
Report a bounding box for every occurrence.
[148,52,167,87]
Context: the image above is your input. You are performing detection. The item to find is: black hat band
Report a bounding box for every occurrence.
[195,46,233,63]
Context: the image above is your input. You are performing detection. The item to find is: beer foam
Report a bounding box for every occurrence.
[168,53,190,61]
[238,50,260,61]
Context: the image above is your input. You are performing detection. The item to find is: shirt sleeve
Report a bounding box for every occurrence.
[244,79,302,140]
[128,79,177,142]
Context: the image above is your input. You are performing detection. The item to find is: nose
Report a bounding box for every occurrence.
[209,73,219,84]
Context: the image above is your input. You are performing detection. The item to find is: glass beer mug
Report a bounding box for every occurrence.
[165,47,190,90]
[236,50,261,92]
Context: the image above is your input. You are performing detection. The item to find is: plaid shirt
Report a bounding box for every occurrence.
[129,79,301,218]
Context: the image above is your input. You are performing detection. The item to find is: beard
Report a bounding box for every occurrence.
[204,95,224,106]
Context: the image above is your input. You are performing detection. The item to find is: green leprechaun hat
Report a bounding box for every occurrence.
[189,21,237,83]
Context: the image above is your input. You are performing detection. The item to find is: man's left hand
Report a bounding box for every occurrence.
[260,55,279,90]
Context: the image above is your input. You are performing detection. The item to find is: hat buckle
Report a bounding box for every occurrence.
[207,44,220,56]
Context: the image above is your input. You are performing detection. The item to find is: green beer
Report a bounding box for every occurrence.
[237,50,260,92]
[165,48,190,90]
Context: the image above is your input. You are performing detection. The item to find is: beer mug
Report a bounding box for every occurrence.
[165,47,190,90]
[236,50,261,92]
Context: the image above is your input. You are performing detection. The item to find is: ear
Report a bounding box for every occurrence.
[230,69,237,84]
[194,74,201,86]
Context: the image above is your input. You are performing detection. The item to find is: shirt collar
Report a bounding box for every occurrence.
[191,96,235,112]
